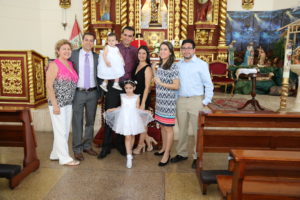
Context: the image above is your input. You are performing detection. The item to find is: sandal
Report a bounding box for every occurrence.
[64,160,80,166]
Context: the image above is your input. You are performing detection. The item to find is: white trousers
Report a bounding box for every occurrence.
[49,105,74,165]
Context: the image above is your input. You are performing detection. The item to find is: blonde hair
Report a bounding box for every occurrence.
[55,39,72,58]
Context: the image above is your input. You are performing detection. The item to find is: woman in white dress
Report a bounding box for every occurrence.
[97,33,125,92]
[104,80,153,168]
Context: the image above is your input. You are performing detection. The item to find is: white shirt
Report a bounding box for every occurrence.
[77,49,96,88]
[177,55,214,105]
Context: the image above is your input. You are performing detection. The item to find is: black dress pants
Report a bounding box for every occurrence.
[102,81,125,151]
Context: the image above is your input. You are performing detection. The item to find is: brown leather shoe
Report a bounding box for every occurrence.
[83,148,97,156]
[74,153,84,161]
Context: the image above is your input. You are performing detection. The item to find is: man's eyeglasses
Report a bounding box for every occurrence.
[181,47,194,50]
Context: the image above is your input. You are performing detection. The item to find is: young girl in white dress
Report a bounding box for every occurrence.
[104,80,153,168]
[97,33,125,91]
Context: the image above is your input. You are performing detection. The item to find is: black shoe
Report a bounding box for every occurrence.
[154,151,165,156]
[191,159,197,169]
[97,148,111,159]
[158,156,170,167]
[170,155,188,163]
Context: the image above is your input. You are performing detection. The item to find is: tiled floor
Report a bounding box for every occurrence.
[0,93,297,200]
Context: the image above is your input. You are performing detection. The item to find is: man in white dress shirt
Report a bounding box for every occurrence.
[70,33,101,161]
[170,39,214,168]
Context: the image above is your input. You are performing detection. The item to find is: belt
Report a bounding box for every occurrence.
[76,87,97,92]
[179,95,203,98]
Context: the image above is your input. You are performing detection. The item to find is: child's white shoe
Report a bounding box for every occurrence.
[126,154,133,168]
[100,83,108,92]
[112,83,122,91]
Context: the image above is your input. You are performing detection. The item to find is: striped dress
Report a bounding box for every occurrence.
[154,63,179,126]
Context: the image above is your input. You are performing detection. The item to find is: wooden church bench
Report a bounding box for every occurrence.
[195,110,300,194]
[216,149,300,200]
[0,109,40,189]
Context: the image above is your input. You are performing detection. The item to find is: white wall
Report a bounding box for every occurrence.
[0,0,42,51]
[273,0,300,10]
[0,0,82,58]
[227,0,300,11]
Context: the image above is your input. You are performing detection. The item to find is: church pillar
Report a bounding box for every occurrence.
[180,0,188,41]
[120,0,128,30]
[83,0,91,33]
[218,0,227,46]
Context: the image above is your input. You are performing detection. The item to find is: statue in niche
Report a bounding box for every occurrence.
[99,0,110,21]
[196,0,213,22]
[228,40,236,66]
[141,0,168,28]
[257,46,266,66]
[241,42,254,66]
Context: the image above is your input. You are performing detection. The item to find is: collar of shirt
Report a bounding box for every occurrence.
[80,49,92,56]
[179,54,197,64]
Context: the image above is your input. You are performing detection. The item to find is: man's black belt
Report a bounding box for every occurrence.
[76,87,97,92]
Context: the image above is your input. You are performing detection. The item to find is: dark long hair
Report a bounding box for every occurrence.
[159,41,175,70]
[138,45,151,65]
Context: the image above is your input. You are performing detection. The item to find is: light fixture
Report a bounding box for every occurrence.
[59,0,71,30]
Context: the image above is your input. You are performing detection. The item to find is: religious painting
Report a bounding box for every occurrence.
[195,0,218,25]
[99,0,110,21]
[195,0,213,22]
[141,0,168,28]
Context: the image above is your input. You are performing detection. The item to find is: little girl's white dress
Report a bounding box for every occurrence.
[104,94,153,135]
[97,45,125,79]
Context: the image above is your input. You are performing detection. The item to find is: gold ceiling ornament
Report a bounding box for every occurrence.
[59,0,71,9]
[242,0,254,10]
[59,0,71,30]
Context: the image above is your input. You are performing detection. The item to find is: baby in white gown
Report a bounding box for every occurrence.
[104,80,153,168]
[97,32,125,92]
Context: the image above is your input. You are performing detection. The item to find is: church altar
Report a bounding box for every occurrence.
[82,0,228,62]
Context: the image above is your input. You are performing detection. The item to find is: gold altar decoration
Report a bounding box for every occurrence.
[180,0,188,40]
[277,19,300,112]
[121,0,128,30]
[59,0,71,9]
[83,0,90,33]
[0,50,48,108]
[83,0,228,60]
[242,0,254,10]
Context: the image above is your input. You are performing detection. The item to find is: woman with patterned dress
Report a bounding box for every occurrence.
[152,41,179,167]
[46,39,79,166]
[132,46,157,154]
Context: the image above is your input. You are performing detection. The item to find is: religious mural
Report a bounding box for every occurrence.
[226,8,300,51]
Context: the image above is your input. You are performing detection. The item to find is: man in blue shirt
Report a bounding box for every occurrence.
[170,39,214,168]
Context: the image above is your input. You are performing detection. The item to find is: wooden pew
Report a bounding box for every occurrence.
[0,109,40,189]
[217,149,300,200]
[196,110,300,194]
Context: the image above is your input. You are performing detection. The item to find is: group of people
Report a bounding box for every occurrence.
[46,26,214,168]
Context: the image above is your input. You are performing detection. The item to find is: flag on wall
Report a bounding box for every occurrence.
[69,17,82,49]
